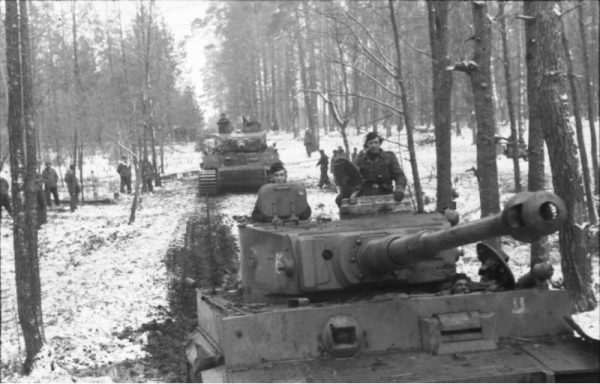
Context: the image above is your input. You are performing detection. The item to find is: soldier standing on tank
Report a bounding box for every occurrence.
[217,113,233,134]
[316,149,331,188]
[351,147,358,163]
[353,131,407,202]
[64,164,80,212]
[42,161,60,207]
[303,129,314,157]
[117,156,132,194]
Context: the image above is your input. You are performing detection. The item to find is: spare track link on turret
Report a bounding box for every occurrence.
[198,170,218,196]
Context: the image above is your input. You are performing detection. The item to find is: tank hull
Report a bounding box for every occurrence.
[186,289,599,382]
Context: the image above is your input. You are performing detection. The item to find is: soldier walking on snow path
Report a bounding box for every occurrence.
[117,156,132,194]
[303,129,315,158]
[42,161,60,207]
[142,160,154,193]
[64,164,80,212]
[316,149,331,188]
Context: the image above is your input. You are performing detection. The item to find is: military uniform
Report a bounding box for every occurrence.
[217,115,233,134]
[42,165,60,206]
[303,130,314,157]
[64,167,80,212]
[354,149,407,197]
[117,161,132,194]
[316,152,331,188]
[142,160,154,192]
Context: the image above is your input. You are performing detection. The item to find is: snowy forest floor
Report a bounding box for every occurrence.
[1,127,599,382]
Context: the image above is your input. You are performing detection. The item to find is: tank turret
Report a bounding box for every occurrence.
[239,189,566,301]
[186,189,599,382]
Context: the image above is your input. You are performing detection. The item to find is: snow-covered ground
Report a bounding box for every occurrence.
[1,125,598,382]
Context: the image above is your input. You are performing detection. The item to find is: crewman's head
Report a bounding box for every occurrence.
[364,131,383,152]
[270,162,287,184]
[451,273,471,294]
[45,162,51,168]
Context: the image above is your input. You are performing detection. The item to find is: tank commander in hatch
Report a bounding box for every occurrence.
[251,162,311,223]
[353,131,407,202]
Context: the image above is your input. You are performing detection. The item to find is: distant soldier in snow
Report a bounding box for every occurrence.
[316,149,331,188]
[142,160,154,193]
[351,147,358,163]
[117,156,132,194]
[64,164,80,212]
[35,172,47,227]
[303,129,315,157]
[90,170,99,199]
[42,161,60,207]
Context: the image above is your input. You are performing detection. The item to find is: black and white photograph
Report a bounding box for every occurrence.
[0,0,598,382]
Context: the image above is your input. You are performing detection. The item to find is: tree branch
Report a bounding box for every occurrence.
[331,91,404,116]
[323,52,400,101]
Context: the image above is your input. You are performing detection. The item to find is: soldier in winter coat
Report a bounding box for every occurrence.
[316,149,331,188]
[353,131,407,202]
[64,164,80,212]
[303,129,315,157]
[42,161,60,206]
[117,156,132,194]
[142,160,154,193]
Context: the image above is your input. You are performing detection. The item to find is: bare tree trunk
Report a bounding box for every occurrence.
[499,1,521,192]
[524,1,596,312]
[516,22,525,143]
[295,4,318,146]
[453,2,500,249]
[389,0,424,212]
[6,0,45,373]
[78,143,84,201]
[578,0,599,194]
[71,2,81,168]
[524,3,548,265]
[426,1,454,214]
[560,9,597,225]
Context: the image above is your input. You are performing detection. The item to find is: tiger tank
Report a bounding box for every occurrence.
[185,186,599,382]
[198,122,279,195]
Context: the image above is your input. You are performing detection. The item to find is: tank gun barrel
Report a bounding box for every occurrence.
[358,191,567,276]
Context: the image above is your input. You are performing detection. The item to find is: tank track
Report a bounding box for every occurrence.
[198,170,218,196]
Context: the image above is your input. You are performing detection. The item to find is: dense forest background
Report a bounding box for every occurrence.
[1,0,599,376]
[0,1,204,171]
